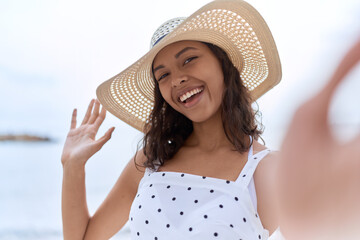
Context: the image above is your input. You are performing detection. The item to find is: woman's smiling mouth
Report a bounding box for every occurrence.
[179,87,204,103]
[176,86,205,108]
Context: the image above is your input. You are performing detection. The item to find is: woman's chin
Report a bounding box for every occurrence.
[184,111,220,125]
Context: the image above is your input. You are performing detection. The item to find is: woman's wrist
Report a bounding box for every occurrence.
[62,159,86,172]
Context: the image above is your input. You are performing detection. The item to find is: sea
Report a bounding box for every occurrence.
[0,138,134,240]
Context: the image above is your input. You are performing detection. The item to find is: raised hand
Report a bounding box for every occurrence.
[61,99,115,167]
[275,39,360,240]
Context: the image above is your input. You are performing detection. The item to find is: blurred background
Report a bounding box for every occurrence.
[0,0,359,239]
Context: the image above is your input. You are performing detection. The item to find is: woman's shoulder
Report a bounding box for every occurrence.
[252,140,279,234]
[252,139,279,158]
[119,149,148,193]
[252,139,279,186]
[252,140,267,154]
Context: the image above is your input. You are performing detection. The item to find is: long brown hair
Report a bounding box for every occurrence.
[136,42,263,171]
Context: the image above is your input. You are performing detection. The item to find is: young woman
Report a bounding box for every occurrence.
[61,0,360,239]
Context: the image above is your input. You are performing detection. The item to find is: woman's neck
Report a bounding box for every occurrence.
[186,109,234,152]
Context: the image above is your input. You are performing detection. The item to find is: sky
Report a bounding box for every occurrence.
[0,0,359,149]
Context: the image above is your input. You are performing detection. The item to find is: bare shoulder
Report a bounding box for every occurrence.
[252,140,267,153]
[252,140,279,168]
[253,141,280,235]
[122,149,148,190]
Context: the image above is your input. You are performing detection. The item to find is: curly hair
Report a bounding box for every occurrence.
[135,42,263,171]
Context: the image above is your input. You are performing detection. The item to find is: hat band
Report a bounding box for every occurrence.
[152,34,167,48]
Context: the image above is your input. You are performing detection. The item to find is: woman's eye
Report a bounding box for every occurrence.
[184,56,197,65]
[157,73,169,82]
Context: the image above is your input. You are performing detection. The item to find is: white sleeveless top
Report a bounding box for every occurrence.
[129,145,271,240]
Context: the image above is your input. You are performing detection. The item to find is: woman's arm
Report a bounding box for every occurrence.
[61,99,147,239]
[62,152,145,240]
[62,162,90,240]
[61,99,115,239]
[254,150,280,235]
[83,151,146,239]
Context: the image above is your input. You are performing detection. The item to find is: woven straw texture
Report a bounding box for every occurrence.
[96,0,282,132]
[150,17,186,48]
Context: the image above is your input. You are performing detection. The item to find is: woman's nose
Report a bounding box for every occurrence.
[171,71,188,88]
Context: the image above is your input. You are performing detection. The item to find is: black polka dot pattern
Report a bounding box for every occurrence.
[129,148,271,239]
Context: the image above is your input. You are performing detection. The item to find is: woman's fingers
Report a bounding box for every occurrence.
[94,127,115,150]
[276,39,360,240]
[79,99,104,127]
[88,99,100,124]
[93,106,107,132]
[81,99,95,125]
[70,108,77,130]
[303,39,360,130]
[328,39,360,93]
[319,39,360,113]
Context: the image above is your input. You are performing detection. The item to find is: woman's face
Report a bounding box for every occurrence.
[153,41,224,123]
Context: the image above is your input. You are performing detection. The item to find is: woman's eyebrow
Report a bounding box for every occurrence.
[153,65,164,74]
[175,47,198,59]
[153,47,198,74]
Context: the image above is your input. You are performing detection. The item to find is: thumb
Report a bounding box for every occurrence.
[94,127,115,149]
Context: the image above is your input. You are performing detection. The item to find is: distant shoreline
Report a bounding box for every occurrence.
[0,134,53,142]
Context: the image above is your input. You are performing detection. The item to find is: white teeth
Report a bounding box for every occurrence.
[180,88,203,102]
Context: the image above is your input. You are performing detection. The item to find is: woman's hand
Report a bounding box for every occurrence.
[61,99,115,167]
[275,39,360,240]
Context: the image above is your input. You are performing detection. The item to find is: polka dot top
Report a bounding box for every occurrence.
[129,145,271,240]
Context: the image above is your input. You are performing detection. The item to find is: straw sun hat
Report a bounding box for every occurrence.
[96,0,282,132]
